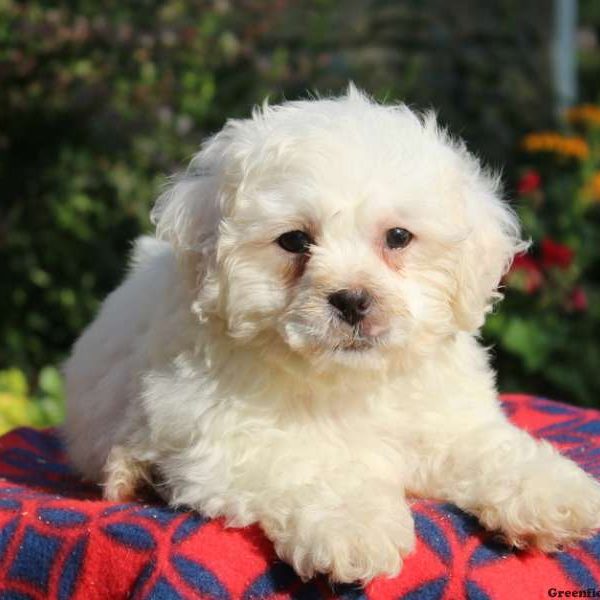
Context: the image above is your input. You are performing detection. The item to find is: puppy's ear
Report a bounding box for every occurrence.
[452,168,527,332]
[150,128,236,272]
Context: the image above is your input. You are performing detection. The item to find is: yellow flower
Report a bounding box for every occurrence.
[566,104,600,127]
[521,132,589,160]
[581,172,600,203]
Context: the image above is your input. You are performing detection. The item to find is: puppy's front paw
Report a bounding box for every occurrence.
[263,497,415,583]
[103,445,149,502]
[479,457,600,551]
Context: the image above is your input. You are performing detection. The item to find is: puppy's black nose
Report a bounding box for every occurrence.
[328,289,372,326]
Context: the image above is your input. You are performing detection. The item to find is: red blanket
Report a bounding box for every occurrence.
[0,394,599,599]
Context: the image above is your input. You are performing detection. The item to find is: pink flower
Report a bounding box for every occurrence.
[541,238,575,270]
[517,170,542,195]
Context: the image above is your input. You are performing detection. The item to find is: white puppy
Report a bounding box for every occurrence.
[64,86,600,583]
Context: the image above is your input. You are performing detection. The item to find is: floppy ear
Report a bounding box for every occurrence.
[151,137,223,258]
[150,127,240,287]
[452,169,527,332]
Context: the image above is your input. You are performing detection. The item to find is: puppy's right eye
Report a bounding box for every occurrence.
[276,230,313,254]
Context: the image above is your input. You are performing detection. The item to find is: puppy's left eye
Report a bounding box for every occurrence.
[385,227,413,249]
[277,230,313,254]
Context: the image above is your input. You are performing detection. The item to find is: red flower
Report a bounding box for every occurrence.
[540,238,575,269]
[569,287,588,311]
[508,253,543,293]
[517,170,542,195]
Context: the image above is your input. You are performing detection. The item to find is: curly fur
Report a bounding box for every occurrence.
[63,86,600,583]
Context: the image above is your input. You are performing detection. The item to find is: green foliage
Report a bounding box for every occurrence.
[0,367,64,433]
[483,115,600,406]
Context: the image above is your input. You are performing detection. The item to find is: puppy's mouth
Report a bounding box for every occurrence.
[321,330,391,369]
[333,332,385,353]
[331,318,391,352]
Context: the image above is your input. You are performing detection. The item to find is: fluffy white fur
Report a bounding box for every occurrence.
[64,86,600,583]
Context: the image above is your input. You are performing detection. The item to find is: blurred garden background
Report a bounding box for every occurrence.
[1,0,600,433]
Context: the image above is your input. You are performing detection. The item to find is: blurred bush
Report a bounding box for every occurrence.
[0,0,596,424]
[1,0,255,375]
[484,107,600,407]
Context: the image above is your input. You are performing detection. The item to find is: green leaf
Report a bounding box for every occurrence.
[500,318,552,372]
[38,366,64,399]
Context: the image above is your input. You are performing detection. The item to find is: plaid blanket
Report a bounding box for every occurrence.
[0,394,599,599]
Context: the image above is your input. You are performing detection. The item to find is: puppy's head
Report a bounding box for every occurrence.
[152,86,525,371]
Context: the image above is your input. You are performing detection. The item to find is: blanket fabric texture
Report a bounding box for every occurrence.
[0,394,599,600]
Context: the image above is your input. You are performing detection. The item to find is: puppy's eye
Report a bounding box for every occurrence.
[385,227,413,249]
[277,230,313,254]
